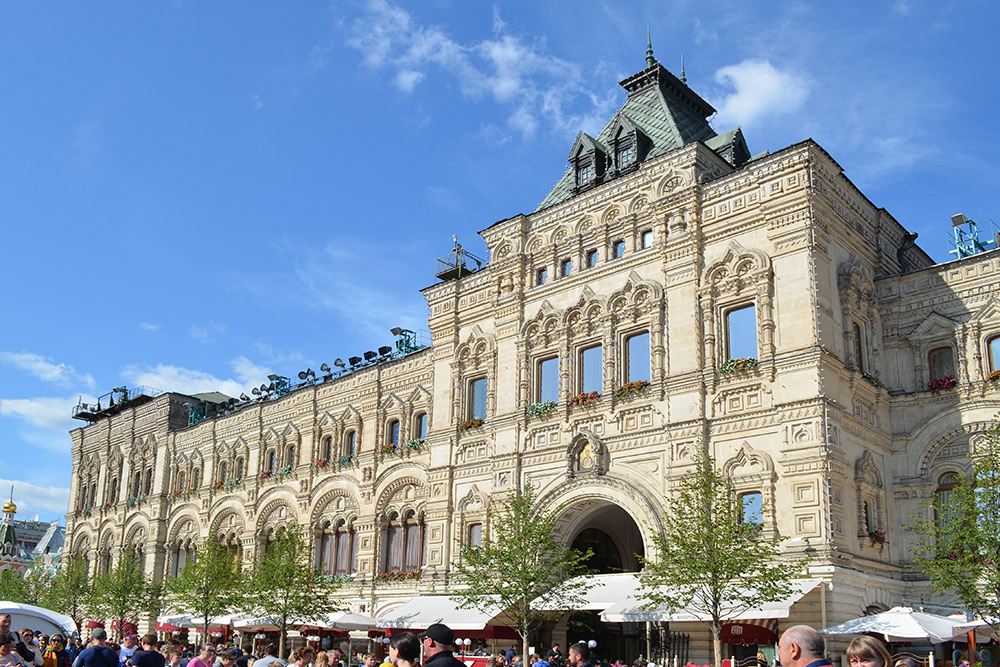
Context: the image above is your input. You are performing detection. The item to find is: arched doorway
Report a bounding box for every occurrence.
[555,500,647,663]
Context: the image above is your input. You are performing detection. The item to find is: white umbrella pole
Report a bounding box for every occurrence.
[929,652,934,667]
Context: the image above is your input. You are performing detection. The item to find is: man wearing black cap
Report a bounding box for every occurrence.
[418,624,464,667]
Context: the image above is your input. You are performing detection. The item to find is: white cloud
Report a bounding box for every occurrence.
[0,396,82,433]
[394,69,425,93]
[711,60,810,129]
[190,321,227,341]
[139,322,161,332]
[121,360,267,399]
[343,0,618,138]
[0,477,70,521]
[0,351,95,389]
[251,92,264,109]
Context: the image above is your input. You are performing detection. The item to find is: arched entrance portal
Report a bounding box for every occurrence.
[555,500,647,663]
[567,503,644,573]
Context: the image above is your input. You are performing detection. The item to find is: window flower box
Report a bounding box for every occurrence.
[375,571,422,584]
[314,458,329,469]
[528,401,557,419]
[459,418,485,432]
[381,443,398,454]
[80,507,92,518]
[615,380,650,400]
[987,370,1000,385]
[405,437,424,451]
[338,454,354,466]
[260,469,273,480]
[868,529,887,548]
[862,372,880,388]
[225,477,242,489]
[739,521,763,539]
[928,375,958,394]
[214,481,225,489]
[278,465,293,478]
[719,357,757,375]
[569,391,600,407]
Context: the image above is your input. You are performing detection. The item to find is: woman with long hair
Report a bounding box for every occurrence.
[847,636,891,667]
[388,633,420,667]
[289,648,315,667]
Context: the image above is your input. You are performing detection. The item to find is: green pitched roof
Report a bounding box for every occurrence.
[535,61,721,212]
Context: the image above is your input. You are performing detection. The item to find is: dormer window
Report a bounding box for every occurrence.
[578,163,595,185]
[568,132,606,194]
[619,145,635,168]
[608,115,647,177]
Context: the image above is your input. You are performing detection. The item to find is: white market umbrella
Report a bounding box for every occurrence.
[951,618,998,642]
[0,601,77,636]
[820,607,970,644]
[324,611,379,631]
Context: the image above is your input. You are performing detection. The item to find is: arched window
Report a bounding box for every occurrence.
[143,467,153,495]
[234,456,244,479]
[266,450,277,472]
[108,477,119,504]
[414,413,428,440]
[318,523,336,575]
[863,500,876,533]
[285,445,295,468]
[928,346,956,380]
[218,461,228,484]
[132,471,142,498]
[343,431,356,458]
[322,436,333,460]
[177,471,186,493]
[192,468,201,490]
[739,492,763,526]
[387,420,400,447]
[382,510,423,573]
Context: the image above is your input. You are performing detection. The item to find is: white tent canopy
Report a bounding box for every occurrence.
[0,601,77,636]
[376,595,505,630]
[820,606,980,644]
[600,579,821,623]
[533,573,642,611]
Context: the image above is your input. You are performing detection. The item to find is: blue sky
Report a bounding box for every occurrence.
[1,1,998,523]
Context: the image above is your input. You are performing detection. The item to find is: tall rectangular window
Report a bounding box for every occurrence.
[928,347,956,379]
[641,229,653,249]
[538,357,559,403]
[989,335,1000,372]
[853,321,866,372]
[612,240,626,259]
[415,413,428,439]
[536,267,547,286]
[468,523,483,548]
[586,249,598,268]
[625,332,650,383]
[581,345,603,394]
[726,305,758,360]
[740,492,763,525]
[560,259,572,277]
[469,378,487,419]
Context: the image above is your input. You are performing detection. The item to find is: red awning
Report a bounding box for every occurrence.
[721,620,778,646]
[110,621,138,632]
[155,623,185,632]
[84,621,105,629]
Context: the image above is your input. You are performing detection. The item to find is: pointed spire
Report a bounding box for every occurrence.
[645,27,656,68]
[680,52,686,83]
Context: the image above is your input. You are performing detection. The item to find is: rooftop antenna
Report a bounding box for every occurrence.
[646,27,656,68]
[680,52,686,83]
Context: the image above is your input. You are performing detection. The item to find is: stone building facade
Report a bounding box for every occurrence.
[65,52,1000,660]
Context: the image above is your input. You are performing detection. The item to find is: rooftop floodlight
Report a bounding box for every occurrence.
[320,363,331,372]
[240,393,250,401]
[348,356,362,366]
[267,382,275,392]
[260,384,269,394]
[390,327,403,336]
[334,359,346,368]
[251,388,261,396]
[298,371,309,380]
[363,350,377,361]
[378,346,393,356]
[267,373,280,381]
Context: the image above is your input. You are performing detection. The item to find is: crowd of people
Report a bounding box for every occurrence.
[0,616,969,667]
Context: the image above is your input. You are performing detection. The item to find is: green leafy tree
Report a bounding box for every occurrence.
[0,567,28,601]
[21,556,56,606]
[245,525,341,657]
[910,416,1000,639]
[89,552,156,640]
[49,554,92,629]
[640,453,806,667]
[166,539,242,637]
[452,484,593,664]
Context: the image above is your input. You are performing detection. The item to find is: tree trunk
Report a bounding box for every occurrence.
[279,618,287,660]
[712,623,722,667]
